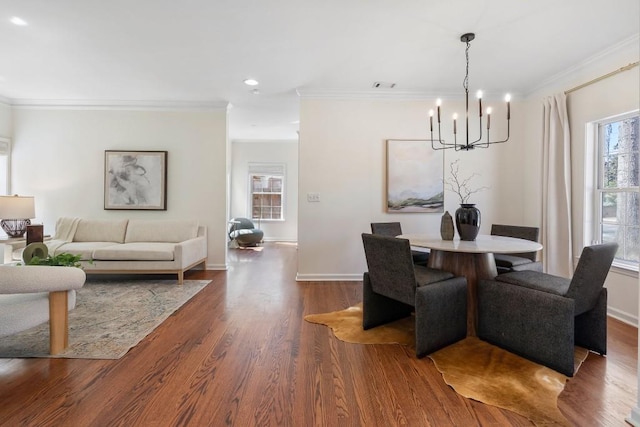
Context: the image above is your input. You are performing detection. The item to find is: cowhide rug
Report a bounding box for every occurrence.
[305,303,588,426]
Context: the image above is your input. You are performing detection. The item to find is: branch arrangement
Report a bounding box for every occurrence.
[445,159,489,204]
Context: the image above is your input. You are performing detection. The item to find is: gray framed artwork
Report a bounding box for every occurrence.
[104,150,167,210]
[386,139,444,213]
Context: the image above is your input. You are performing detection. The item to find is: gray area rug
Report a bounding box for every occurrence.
[0,279,211,359]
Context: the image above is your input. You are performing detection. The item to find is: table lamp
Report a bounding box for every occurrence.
[0,195,35,238]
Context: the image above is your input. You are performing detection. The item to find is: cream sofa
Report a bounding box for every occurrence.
[44,218,207,284]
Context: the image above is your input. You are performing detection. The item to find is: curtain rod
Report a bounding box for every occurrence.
[565,62,639,94]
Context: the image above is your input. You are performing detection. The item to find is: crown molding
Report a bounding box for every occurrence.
[0,95,11,106]
[232,139,298,144]
[296,89,460,100]
[7,98,230,112]
[295,88,523,100]
[526,33,640,95]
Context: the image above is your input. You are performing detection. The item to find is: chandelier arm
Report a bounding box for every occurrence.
[430,138,457,148]
[430,140,449,150]
[432,121,457,148]
[429,129,447,150]
[486,120,511,144]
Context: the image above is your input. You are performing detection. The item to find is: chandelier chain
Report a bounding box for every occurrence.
[463,40,470,93]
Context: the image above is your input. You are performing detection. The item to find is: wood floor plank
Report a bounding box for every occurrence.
[0,242,637,426]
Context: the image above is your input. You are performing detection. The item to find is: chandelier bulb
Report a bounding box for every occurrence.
[476,90,483,99]
[505,94,512,102]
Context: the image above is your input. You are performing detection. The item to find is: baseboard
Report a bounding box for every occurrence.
[295,273,362,282]
[205,263,228,270]
[608,307,638,327]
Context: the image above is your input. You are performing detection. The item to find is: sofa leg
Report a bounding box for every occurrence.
[49,291,68,355]
[177,271,184,285]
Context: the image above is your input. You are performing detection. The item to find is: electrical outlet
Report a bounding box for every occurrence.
[307,192,320,202]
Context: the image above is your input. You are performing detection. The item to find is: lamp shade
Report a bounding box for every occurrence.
[0,195,35,219]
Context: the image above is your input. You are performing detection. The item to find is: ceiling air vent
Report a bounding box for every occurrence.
[372,81,396,89]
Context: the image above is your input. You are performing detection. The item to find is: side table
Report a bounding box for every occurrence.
[0,236,52,264]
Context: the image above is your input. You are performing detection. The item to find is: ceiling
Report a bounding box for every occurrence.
[0,0,638,141]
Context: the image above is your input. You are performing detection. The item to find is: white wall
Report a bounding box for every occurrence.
[0,103,11,138]
[296,37,639,327]
[522,37,639,325]
[10,106,229,269]
[0,104,12,197]
[230,140,298,241]
[297,97,518,280]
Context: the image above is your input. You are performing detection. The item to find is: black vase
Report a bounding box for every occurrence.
[455,204,481,241]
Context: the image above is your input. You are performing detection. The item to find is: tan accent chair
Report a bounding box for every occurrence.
[0,265,86,354]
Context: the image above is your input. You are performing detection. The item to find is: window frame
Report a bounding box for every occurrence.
[591,110,639,272]
[248,165,286,222]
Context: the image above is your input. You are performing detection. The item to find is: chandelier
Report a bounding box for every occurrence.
[429,33,511,151]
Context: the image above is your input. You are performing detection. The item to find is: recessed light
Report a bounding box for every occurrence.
[10,16,28,26]
[251,88,260,95]
[243,79,259,86]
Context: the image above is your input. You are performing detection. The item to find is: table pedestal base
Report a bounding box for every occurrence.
[428,250,498,336]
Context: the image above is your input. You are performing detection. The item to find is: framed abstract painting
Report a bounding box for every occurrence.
[386,139,443,213]
[104,150,168,210]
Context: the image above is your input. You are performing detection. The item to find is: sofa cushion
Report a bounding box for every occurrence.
[73,219,129,243]
[124,220,198,243]
[92,243,175,261]
[52,242,117,260]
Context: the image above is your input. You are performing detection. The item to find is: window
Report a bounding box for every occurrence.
[248,163,285,221]
[595,112,639,269]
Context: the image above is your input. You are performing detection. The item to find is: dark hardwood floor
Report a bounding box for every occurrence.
[0,242,637,426]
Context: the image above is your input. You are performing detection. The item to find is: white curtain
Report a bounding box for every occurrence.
[541,93,573,277]
[0,137,9,155]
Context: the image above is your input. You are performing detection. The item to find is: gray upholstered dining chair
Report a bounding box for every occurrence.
[477,242,618,376]
[361,233,467,357]
[370,222,429,266]
[490,224,542,274]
